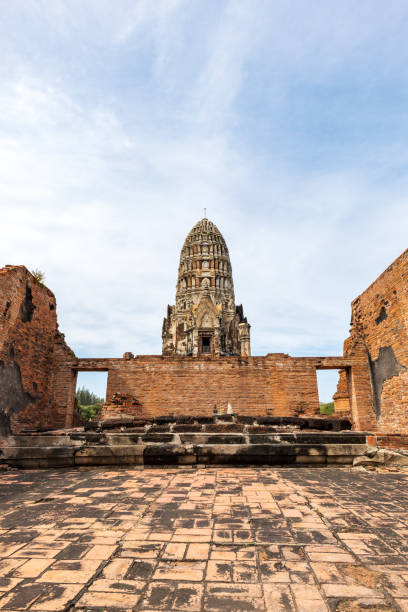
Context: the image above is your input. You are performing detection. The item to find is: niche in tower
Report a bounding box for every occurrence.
[201,336,211,354]
[199,328,213,355]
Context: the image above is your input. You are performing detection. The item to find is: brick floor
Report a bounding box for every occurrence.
[0,466,407,610]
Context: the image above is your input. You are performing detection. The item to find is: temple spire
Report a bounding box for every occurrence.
[162,218,251,357]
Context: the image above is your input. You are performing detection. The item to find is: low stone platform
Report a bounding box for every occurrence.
[0,466,407,611]
[0,415,371,469]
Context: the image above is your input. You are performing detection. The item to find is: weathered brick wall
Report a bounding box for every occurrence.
[102,355,320,418]
[0,266,76,437]
[50,332,79,429]
[101,393,143,418]
[58,355,364,423]
[86,354,351,420]
[346,248,408,433]
[373,433,408,450]
[342,335,376,431]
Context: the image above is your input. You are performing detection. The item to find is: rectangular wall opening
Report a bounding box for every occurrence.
[316,369,343,416]
[201,336,211,354]
[75,371,108,422]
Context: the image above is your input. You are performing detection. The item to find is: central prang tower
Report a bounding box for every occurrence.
[162,218,251,357]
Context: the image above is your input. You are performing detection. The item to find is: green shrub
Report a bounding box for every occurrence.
[320,401,335,415]
[31,269,45,286]
[76,386,102,406]
[79,403,102,421]
[76,387,104,421]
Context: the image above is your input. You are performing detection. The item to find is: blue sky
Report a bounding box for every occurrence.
[1,1,408,401]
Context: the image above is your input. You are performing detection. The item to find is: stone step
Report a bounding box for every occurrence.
[83,415,352,432]
[6,435,84,447]
[178,433,366,445]
[1,441,368,468]
[7,431,367,448]
[2,415,367,469]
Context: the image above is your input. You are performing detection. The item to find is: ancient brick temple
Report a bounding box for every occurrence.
[1,223,408,441]
[162,218,251,357]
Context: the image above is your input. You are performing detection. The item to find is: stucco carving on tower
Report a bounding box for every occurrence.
[162,218,251,357]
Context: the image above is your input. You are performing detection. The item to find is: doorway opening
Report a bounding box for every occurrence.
[75,371,108,422]
[201,336,212,354]
[316,369,341,416]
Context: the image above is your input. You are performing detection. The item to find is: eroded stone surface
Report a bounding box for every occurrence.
[3,415,366,469]
[0,466,407,610]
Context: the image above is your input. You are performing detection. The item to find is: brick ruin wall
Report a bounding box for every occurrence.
[61,356,359,421]
[0,266,76,437]
[99,354,323,418]
[7,255,408,436]
[345,248,408,433]
[0,264,374,436]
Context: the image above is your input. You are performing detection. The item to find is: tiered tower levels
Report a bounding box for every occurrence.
[162,218,251,357]
[176,218,234,307]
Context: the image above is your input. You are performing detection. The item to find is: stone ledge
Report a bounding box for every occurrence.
[2,442,368,468]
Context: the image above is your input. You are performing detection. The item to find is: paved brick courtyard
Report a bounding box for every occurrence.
[0,467,407,611]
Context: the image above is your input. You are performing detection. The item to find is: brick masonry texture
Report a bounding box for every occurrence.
[344,248,408,433]
[95,354,358,419]
[0,466,408,610]
[0,266,76,437]
[104,354,323,418]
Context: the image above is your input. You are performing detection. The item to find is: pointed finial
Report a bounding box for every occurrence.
[204,207,207,219]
